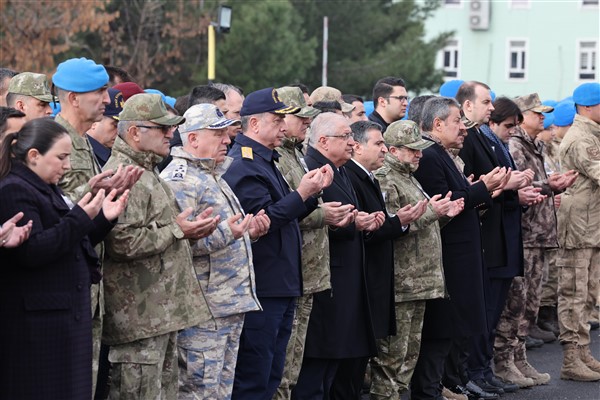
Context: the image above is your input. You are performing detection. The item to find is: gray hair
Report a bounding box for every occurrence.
[211,83,243,97]
[308,112,348,145]
[407,95,435,128]
[117,120,142,139]
[421,97,460,132]
[350,120,381,145]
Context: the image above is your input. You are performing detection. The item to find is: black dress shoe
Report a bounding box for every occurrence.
[486,375,519,393]
[472,378,504,395]
[525,335,544,349]
[451,384,478,400]
[465,380,500,400]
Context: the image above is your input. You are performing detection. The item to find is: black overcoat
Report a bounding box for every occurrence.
[302,147,377,358]
[413,139,491,339]
[0,162,113,400]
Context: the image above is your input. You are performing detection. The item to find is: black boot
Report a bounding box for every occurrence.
[538,306,559,336]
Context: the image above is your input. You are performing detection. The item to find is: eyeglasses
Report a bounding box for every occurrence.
[135,125,175,133]
[325,133,353,140]
[387,95,409,102]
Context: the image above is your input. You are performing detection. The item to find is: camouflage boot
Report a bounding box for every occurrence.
[578,345,600,373]
[560,343,600,382]
[494,355,535,388]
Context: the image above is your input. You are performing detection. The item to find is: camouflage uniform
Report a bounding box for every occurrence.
[56,114,105,392]
[556,113,600,346]
[495,126,559,362]
[273,136,331,400]
[103,137,212,399]
[160,147,261,399]
[369,153,446,399]
[540,138,562,309]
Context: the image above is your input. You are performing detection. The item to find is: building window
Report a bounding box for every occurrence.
[440,39,460,79]
[444,0,461,5]
[582,0,599,6]
[510,0,531,8]
[578,40,597,80]
[507,39,527,80]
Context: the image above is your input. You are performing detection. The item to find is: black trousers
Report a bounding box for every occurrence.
[411,337,452,400]
[293,356,368,400]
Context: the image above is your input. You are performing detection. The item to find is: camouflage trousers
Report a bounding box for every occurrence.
[370,300,426,400]
[108,331,178,400]
[178,313,245,400]
[494,248,545,361]
[90,281,104,393]
[273,293,313,400]
[540,248,559,307]
[557,248,600,346]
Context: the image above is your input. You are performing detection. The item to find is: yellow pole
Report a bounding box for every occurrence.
[208,24,216,81]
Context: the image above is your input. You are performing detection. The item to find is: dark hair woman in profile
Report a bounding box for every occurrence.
[0,118,129,399]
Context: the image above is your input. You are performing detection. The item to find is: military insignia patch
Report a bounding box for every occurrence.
[170,163,187,180]
[586,146,600,161]
[241,147,254,160]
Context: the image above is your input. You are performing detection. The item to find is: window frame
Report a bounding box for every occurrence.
[506,38,529,81]
[576,39,598,81]
[438,38,461,80]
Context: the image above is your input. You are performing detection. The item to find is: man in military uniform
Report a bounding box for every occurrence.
[52,58,143,394]
[371,120,463,400]
[5,72,53,121]
[505,93,577,383]
[556,82,600,381]
[222,87,331,399]
[161,103,270,398]
[102,94,219,399]
[272,86,354,400]
[309,86,355,116]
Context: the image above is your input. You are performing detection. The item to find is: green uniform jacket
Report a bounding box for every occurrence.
[56,115,104,317]
[375,154,446,303]
[276,138,331,294]
[557,114,600,249]
[102,137,211,345]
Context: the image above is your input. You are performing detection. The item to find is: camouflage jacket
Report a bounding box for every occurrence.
[56,114,104,316]
[543,138,561,175]
[557,114,600,249]
[509,127,558,248]
[102,137,211,345]
[375,154,446,303]
[160,147,261,321]
[275,137,331,294]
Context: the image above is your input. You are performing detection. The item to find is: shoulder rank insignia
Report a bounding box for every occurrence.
[241,146,254,160]
[170,163,187,181]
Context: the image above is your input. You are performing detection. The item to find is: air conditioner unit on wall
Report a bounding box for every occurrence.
[470,0,490,31]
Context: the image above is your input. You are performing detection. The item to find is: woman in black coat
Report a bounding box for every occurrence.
[0,119,128,400]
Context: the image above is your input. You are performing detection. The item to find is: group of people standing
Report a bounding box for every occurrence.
[0,57,598,400]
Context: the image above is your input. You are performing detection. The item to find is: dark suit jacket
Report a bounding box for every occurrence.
[223,133,317,297]
[302,146,377,358]
[346,159,404,339]
[459,127,523,279]
[413,138,491,339]
[0,161,113,400]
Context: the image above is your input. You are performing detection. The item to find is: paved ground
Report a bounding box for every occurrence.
[363,329,600,400]
[500,330,600,400]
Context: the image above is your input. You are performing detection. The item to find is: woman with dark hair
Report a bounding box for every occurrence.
[0,118,129,399]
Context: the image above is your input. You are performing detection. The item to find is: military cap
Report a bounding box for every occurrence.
[240,87,300,117]
[439,79,464,98]
[180,103,238,134]
[276,86,320,118]
[573,82,600,106]
[553,100,576,127]
[104,88,124,120]
[113,82,144,101]
[384,120,433,150]
[119,93,184,125]
[513,93,554,114]
[309,86,355,113]
[52,58,108,93]
[8,72,54,103]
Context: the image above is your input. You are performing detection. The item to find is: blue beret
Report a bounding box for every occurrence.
[573,82,600,106]
[439,79,464,98]
[490,90,496,101]
[52,58,108,93]
[542,99,558,108]
[553,100,576,127]
[543,113,554,130]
